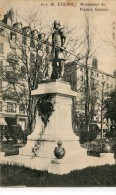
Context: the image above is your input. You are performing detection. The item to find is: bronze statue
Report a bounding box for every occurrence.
[51,20,66,79]
[42,21,66,80]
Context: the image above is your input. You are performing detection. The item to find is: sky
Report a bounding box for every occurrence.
[0,0,116,75]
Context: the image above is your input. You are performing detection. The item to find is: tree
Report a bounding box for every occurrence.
[1,10,99,136]
[89,80,112,139]
[64,15,97,133]
[78,15,96,132]
[1,9,52,133]
[104,89,116,124]
[1,9,85,133]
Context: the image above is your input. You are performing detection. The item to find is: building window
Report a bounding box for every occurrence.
[19,104,25,113]
[22,36,27,45]
[0,29,4,36]
[80,67,83,72]
[91,71,94,75]
[18,119,26,131]
[91,78,95,89]
[96,80,99,86]
[10,33,17,41]
[0,101,2,111]
[97,91,99,98]
[107,83,109,89]
[0,43,4,54]
[22,47,27,63]
[0,61,3,77]
[96,73,99,77]
[0,79,2,93]
[7,102,16,113]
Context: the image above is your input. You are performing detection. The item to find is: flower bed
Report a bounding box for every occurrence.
[5,148,19,156]
[87,150,100,157]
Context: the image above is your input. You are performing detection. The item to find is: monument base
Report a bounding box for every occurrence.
[19,80,87,174]
[19,138,87,174]
[48,159,72,175]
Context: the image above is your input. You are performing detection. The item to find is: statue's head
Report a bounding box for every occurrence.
[9,8,14,20]
[53,20,60,29]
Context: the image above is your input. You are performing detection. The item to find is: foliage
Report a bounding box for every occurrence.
[104,89,116,122]
[5,71,19,84]
[84,139,113,154]
[89,130,97,142]
[87,150,100,157]
[87,142,103,153]
[0,142,25,156]
[2,21,51,133]
[105,125,116,138]
[31,95,55,157]
[5,148,19,156]
[79,131,89,143]
[79,126,97,144]
[1,164,116,187]
[37,95,55,127]
[112,143,116,153]
[3,124,24,143]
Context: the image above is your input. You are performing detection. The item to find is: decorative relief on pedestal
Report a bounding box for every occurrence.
[31,141,40,158]
[31,94,55,158]
[36,94,55,128]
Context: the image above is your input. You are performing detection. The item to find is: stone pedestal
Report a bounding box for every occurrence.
[19,80,87,174]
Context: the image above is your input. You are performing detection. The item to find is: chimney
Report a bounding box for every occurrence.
[92,58,98,69]
[2,8,14,26]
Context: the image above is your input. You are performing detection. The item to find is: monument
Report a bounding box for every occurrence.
[19,21,87,174]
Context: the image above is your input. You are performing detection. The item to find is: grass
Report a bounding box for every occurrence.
[0,164,116,187]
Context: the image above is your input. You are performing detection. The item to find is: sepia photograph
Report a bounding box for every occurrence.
[0,0,116,189]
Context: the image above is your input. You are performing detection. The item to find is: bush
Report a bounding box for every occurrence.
[5,148,19,156]
[87,150,100,157]
[79,131,89,143]
[112,144,116,153]
[105,131,116,139]
[3,125,24,144]
[79,130,97,144]
[89,130,97,142]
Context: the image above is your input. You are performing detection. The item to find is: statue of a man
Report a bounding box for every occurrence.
[51,20,66,79]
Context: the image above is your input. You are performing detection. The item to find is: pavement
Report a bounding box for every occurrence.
[0,152,115,174]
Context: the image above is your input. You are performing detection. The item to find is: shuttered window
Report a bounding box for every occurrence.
[0,79,2,93]
[0,43,4,53]
[0,101,2,111]
[0,61,3,77]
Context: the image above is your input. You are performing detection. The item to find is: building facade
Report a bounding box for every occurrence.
[64,58,116,135]
[0,9,29,132]
[0,9,51,135]
[0,27,28,131]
